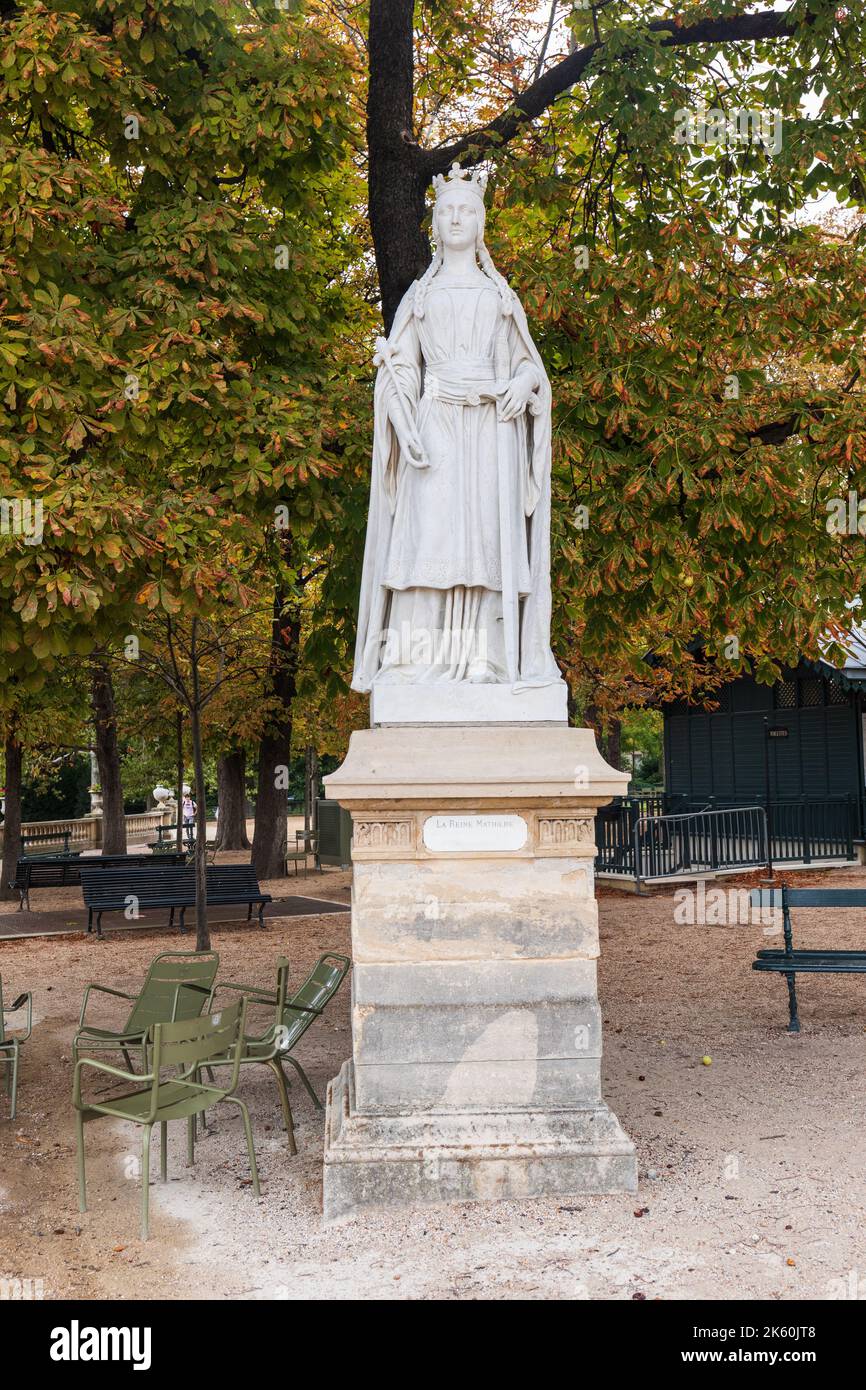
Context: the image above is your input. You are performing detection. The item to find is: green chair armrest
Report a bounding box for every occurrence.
[242,1021,282,1051]
[78,982,137,1029]
[4,992,32,1042]
[73,1055,154,1108]
[214,980,279,1003]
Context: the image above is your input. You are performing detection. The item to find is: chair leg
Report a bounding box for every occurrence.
[188,1114,195,1164]
[141,1126,152,1241]
[160,1121,168,1182]
[9,1046,18,1121]
[224,1097,260,1198]
[267,1058,297,1155]
[76,1111,87,1213]
[122,1047,134,1073]
[285,1055,322,1110]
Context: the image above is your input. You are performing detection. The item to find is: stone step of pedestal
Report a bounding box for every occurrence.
[323,1062,637,1221]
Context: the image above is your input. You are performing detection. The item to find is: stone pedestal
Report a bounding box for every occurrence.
[322,724,637,1220]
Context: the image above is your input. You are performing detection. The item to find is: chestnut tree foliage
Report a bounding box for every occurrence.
[1,0,866,865]
[0,0,371,875]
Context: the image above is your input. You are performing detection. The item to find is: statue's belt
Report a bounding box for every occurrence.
[422,363,503,407]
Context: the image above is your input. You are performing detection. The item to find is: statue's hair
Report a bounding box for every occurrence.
[412,245,443,320]
[476,238,514,318]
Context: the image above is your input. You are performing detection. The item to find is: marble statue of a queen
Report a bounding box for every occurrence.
[352,162,562,694]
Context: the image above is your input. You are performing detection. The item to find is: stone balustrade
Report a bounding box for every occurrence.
[0,808,173,853]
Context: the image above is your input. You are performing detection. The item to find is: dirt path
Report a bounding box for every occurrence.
[2,866,865,1301]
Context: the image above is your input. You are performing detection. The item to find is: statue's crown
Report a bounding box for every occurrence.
[432,161,488,204]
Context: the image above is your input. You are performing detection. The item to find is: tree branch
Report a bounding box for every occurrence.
[423,7,807,176]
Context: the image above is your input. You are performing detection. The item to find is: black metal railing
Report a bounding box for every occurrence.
[633,805,768,882]
[766,796,856,863]
[595,798,642,874]
[596,793,859,878]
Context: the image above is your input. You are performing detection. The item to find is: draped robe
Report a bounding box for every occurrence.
[352,274,561,692]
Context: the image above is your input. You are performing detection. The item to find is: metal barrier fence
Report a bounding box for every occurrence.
[632,805,768,883]
[596,794,858,880]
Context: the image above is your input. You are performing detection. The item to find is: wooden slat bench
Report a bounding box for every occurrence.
[79,863,272,938]
[750,885,866,1031]
[10,853,186,911]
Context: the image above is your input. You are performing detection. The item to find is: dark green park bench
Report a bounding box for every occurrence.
[750,884,866,1032]
[150,822,195,850]
[10,852,187,911]
[80,862,272,938]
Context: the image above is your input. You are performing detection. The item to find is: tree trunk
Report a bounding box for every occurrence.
[0,730,22,902]
[91,659,127,855]
[368,0,431,330]
[189,621,211,952]
[175,710,185,855]
[215,748,250,850]
[605,718,623,770]
[252,540,301,881]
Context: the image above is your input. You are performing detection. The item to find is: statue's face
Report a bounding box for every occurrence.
[434,188,481,252]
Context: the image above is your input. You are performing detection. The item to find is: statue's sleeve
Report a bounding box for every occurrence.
[507,305,544,397]
[385,288,422,407]
[373,284,422,512]
[506,297,552,518]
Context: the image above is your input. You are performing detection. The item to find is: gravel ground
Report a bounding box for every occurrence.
[1,863,865,1301]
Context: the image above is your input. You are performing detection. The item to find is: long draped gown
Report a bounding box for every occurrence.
[352,271,562,692]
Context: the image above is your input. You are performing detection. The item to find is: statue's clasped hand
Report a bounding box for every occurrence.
[399,425,429,469]
[497,375,536,422]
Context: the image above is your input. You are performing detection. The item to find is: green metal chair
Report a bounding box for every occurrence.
[73,998,259,1240]
[73,950,219,1072]
[0,976,32,1121]
[203,953,350,1152]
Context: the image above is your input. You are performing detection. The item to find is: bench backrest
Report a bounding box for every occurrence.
[80,862,263,905]
[750,886,866,910]
[15,852,186,888]
[16,859,82,889]
[80,865,196,904]
[204,865,262,893]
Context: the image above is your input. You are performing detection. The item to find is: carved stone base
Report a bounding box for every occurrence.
[324,1061,637,1221]
[321,724,636,1220]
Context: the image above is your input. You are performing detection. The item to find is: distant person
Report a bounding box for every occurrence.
[182,795,195,828]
